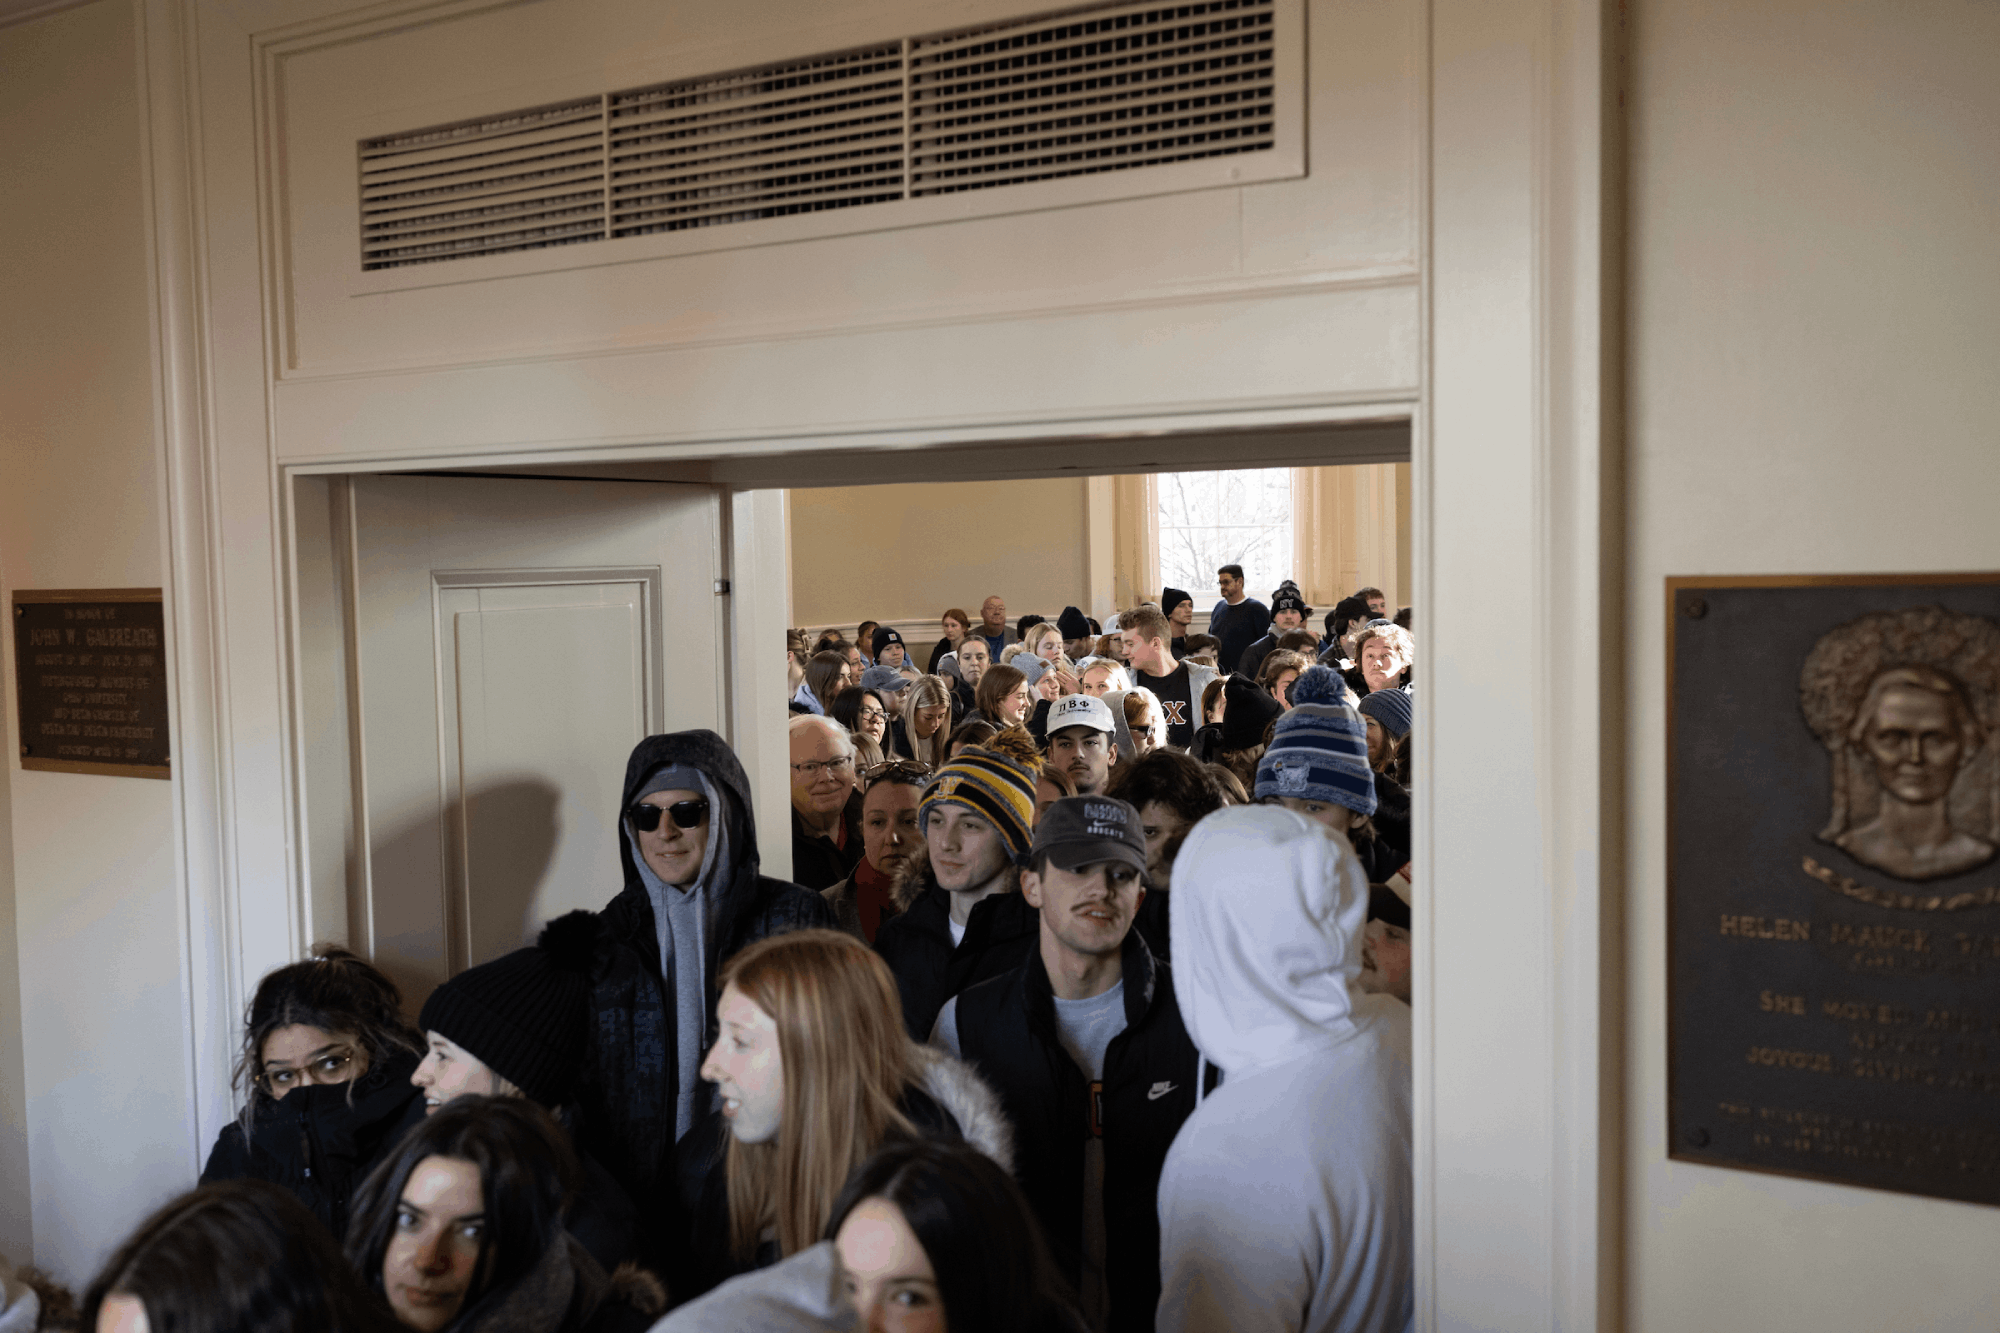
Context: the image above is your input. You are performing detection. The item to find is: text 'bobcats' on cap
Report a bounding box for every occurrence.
[1030,794,1150,883]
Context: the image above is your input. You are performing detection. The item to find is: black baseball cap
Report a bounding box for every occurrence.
[1030,795,1150,884]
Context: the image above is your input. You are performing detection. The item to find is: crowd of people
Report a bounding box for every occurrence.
[47,567,1417,1333]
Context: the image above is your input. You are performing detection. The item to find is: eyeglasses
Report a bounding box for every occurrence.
[791,756,854,779]
[863,759,933,787]
[628,799,708,832]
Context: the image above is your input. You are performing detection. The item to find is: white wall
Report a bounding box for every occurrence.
[1626,1,2000,1326]
[0,0,196,1283]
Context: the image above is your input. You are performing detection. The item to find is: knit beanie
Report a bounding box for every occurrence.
[874,627,906,653]
[1254,667,1378,816]
[1357,686,1414,740]
[1219,672,1284,751]
[1161,588,1192,617]
[417,910,599,1108]
[1057,605,1092,641]
[1272,587,1310,618]
[918,744,1038,863]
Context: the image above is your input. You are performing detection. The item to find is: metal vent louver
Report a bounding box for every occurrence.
[360,0,1277,270]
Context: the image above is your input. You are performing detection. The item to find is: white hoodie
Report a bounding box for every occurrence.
[1157,805,1414,1333]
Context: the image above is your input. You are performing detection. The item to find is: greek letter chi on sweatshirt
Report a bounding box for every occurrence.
[1154,805,1414,1333]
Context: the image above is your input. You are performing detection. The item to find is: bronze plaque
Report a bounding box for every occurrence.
[12,589,170,779]
[1669,574,2000,1204]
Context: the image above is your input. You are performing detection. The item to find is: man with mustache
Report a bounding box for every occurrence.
[933,796,1202,1333]
[1044,693,1116,796]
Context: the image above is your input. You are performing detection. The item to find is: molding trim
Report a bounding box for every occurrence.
[0,0,98,32]
[135,0,241,1164]
[1417,1,1618,1329]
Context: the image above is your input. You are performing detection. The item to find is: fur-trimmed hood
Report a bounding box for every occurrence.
[888,839,1021,913]
[911,1042,1016,1175]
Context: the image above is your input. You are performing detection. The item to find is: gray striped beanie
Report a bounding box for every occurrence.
[1254,665,1378,816]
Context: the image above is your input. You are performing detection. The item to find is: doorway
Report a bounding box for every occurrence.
[289,418,1410,994]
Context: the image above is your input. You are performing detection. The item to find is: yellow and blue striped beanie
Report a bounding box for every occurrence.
[917,745,1038,863]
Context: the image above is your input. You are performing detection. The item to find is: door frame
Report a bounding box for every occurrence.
[139,3,1619,1329]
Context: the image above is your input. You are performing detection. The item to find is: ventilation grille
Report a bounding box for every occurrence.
[360,0,1277,271]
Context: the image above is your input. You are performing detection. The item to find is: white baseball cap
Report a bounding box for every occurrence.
[1046,693,1115,735]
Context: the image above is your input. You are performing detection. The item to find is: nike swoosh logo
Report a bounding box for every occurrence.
[1147,1081,1177,1101]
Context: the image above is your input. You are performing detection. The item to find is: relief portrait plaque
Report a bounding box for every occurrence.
[1669,574,2000,1205]
[12,589,170,779]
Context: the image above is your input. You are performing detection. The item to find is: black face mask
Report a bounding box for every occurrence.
[627,799,708,833]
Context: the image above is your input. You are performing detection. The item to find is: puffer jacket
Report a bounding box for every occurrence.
[575,730,833,1279]
[199,1050,424,1240]
[671,1043,1015,1299]
[871,842,1038,1041]
[947,933,1203,1333]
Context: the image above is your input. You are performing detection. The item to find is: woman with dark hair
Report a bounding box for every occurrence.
[83,1179,398,1333]
[973,664,1032,730]
[946,717,998,757]
[200,946,425,1239]
[346,1097,663,1333]
[828,1140,1086,1333]
[927,609,971,676]
[793,651,851,716]
[830,685,892,755]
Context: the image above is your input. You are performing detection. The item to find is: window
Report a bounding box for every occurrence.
[1156,468,1294,603]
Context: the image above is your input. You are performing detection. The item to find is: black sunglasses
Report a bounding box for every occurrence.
[628,799,709,832]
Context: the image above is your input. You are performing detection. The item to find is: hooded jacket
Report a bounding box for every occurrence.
[200,1049,424,1240]
[943,933,1201,1333]
[1157,806,1413,1333]
[450,1232,666,1333]
[577,731,833,1272]
[672,1043,1016,1298]
[871,842,1039,1041]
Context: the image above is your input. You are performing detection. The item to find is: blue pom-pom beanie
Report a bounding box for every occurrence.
[1357,686,1413,740]
[1255,667,1377,815]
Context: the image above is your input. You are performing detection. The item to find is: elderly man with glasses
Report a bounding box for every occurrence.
[789,713,867,892]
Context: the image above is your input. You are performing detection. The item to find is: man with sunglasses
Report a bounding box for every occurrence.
[579,728,832,1288]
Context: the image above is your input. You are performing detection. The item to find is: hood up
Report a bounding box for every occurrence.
[1168,804,1370,1076]
[617,729,760,895]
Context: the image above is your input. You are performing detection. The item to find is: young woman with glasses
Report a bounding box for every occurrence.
[831,686,892,754]
[199,947,425,1240]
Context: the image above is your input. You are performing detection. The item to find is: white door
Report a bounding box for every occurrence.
[348,473,724,1004]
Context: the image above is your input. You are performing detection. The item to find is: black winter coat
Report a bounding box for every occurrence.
[199,1050,424,1240]
[790,788,863,893]
[574,730,833,1280]
[670,1082,967,1300]
[951,935,1203,1333]
[1355,770,1412,882]
[873,856,1038,1042]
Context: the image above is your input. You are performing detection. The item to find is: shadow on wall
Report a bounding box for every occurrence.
[362,776,564,1020]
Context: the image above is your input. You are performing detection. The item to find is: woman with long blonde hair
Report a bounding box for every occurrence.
[678,930,1011,1296]
[895,674,955,768]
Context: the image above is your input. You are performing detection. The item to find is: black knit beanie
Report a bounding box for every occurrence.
[1221,672,1285,751]
[1161,588,1192,617]
[1057,605,1092,640]
[416,910,600,1108]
